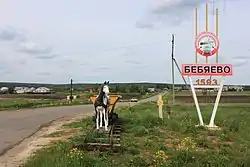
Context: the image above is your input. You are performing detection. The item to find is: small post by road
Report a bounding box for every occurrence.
[167,105,171,119]
[157,95,164,120]
[70,79,73,103]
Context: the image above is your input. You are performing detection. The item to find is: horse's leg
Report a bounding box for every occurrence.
[96,107,99,130]
[106,107,109,128]
[100,107,103,128]
[104,107,108,131]
[106,108,109,127]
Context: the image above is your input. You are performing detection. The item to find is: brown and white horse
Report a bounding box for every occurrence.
[94,81,110,131]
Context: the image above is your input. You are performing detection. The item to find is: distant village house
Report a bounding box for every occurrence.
[12,86,52,94]
[147,88,155,92]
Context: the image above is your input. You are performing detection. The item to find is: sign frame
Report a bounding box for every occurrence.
[188,76,225,128]
[182,4,233,130]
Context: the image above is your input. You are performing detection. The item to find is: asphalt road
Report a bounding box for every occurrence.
[0,94,160,156]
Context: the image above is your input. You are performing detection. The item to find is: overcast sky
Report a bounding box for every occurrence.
[0,0,249,84]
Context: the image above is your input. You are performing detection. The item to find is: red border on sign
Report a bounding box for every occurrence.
[182,64,233,76]
[195,31,219,57]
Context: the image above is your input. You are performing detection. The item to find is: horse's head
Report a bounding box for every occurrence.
[102,81,110,95]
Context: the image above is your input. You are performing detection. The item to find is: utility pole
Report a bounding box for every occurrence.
[171,34,175,104]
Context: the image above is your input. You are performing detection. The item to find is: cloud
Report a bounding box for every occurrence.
[98,67,109,70]
[129,64,148,68]
[35,54,58,59]
[0,59,12,74]
[0,27,56,58]
[231,56,249,67]
[18,41,52,54]
[0,64,7,71]
[92,66,110,72]
[220,56,250,67]
[18,59,26,65]
[80,63,89,66]
[36,72,51,76]
[0,27,26,41]
[124,60,143,65]
[136,0,238,29]
[135,19,156,29]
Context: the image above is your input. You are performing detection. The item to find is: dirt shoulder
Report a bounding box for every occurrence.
[0,112,92,167]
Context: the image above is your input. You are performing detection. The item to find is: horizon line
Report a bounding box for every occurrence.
[0,81,249,86]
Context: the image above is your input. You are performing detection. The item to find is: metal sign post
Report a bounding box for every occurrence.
[188,76,204,126]
[208,76,225,127]
[181,4,233,129]
[183,65,232,129]
[187,75,226,128]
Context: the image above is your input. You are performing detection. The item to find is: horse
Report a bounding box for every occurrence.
[94,81,110,131]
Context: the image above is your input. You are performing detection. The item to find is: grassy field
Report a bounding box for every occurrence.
[0,92,94,111]
[22,102,250,167]
[0,98,87,111]
[0,92,157,111]
[172,90,250,104]
[175,91,250,96]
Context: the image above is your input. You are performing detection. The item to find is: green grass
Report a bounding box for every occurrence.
[141,92,158,99]
[0,92,157,111]
[22,102,250,167]
[175,91,250,96]
[0,98,88,111]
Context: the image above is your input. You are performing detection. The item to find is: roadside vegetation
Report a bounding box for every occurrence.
[22,102,250,167]
[0,98,87,111]
[0,92,157,111]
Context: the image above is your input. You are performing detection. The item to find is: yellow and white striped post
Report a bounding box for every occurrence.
[157,95,163,120]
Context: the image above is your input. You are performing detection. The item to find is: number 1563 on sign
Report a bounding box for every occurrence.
[195,79,218,85]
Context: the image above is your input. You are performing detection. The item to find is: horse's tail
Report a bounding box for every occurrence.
[93,106,97,122]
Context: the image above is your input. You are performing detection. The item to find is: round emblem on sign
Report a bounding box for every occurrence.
[195,31,219,57]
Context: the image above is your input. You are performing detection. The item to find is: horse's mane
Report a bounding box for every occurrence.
[94,84,107,107]
[96,85,104,100]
